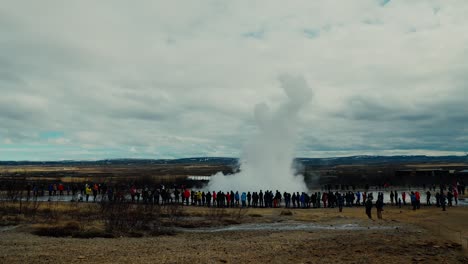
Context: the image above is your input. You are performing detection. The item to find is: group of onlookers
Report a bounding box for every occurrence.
[22,182,465,214]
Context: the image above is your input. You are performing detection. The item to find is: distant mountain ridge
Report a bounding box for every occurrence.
[297,155,468,166]
[1,155,467,166]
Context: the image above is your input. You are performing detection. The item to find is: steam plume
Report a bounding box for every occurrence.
[208,75,313,192]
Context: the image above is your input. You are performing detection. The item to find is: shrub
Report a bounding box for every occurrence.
[32,221,80,237]
[280,210,293,216]
[72,229,115,239]
[149,228,176,237]
[248,213,263,218]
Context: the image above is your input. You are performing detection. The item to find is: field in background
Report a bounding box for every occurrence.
[1,160,467,188]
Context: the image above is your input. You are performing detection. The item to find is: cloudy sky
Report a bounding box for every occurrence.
[1,0,467,160]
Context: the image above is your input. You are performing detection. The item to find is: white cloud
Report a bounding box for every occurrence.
[1,0,467,160]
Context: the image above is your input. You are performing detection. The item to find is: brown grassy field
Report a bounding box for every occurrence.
[1,202,467,263]
[1,162,467,263]
[0,164,232,186]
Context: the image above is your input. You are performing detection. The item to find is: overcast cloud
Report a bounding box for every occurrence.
[1,0,467,160]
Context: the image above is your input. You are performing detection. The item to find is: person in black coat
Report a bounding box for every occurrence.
[376,198,384,219]
[365,198,373,219]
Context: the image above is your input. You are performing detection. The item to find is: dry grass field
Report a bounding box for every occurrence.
[1,163,467,263]
[0,164,232,186]
[1,202,467,263]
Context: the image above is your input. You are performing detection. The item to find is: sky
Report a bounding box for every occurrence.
[1,0,467,161]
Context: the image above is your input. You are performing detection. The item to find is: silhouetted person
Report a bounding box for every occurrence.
[441,192,446,211]
[365,198,373,219]
[259,191,264,207]
[376,198,384,219]
[338,193,344,212]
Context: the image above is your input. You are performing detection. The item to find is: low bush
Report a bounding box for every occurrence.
[280,210,293,216]
[72,229,115,239]
[32,221,80,237]
[149,227,176,236]
[248,213,263,218]
[32,221,115,238]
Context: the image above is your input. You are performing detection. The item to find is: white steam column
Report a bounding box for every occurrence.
[208,75,313,192]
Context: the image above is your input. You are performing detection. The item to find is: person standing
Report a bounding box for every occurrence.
[441,192,446,211]
[130,186,136,203]
[231,191,235,207]
[338,193,344,212]
[410,192,416,210]
[259,190,264,208]
[447,191,453,207]
[322,192,328,208]
[206,191,211,207]
[356,191,361,206]
[85,185,92,202]
[415,191,421,209]
[376,198,384,220]
[235,191,240,207]
[226,192,231,208]
[365,198,373,219]
[58,183,64,196]
[48,184,53,198]
[241,192,247,208]
[426,190,431,205]
[394,190,398,206]
[212,191,217,207]
[453,188,458,205]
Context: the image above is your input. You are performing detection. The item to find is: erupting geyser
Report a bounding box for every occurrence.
[208,75,313,192]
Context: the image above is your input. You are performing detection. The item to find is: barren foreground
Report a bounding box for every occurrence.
[1,206,467,263]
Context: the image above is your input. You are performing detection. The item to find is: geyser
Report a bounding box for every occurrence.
[208,75,313,192]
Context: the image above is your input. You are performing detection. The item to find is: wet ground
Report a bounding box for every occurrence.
[176,221,399,233]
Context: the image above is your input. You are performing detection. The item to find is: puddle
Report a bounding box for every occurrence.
[176,222,398,233]
[0,225,19,232]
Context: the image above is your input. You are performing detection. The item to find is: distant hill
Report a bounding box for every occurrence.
[0,155,467,166]
[0,157,238,166]
[297,155,468,166]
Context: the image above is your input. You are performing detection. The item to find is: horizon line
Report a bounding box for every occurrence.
[1,154,468,163]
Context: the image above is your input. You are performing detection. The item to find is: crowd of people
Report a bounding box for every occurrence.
[22,182,465,218]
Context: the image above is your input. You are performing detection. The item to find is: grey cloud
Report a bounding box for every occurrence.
[1,1,468,160]
[109,109,167,122]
